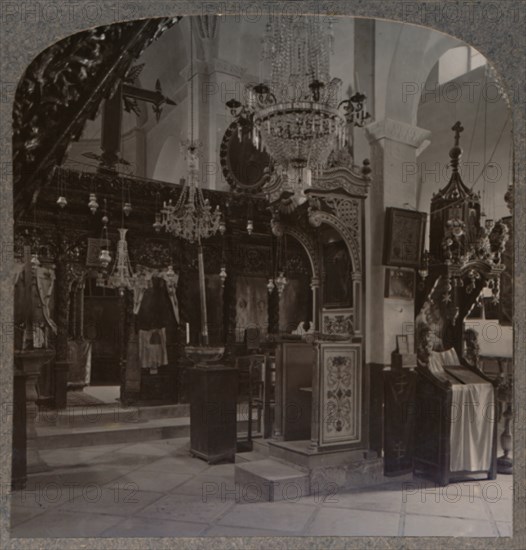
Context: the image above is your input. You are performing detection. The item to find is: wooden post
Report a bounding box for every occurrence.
[99,84,123,173]
[22,246,34,349]
[310,277,320,331]
[53,232,71,410]
[309,342,320,450]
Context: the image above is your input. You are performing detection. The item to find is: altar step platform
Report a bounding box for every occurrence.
[234,439,396,503]
[235,438,271,463]
[35,403,257,450]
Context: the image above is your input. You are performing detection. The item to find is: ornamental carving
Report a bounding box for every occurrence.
[326,357,353,433]
[322,196,360,234]
[319,344,361,446]
[322,312,354,336]
[232,245,272,275]
[283,253,310,277]
[308,207,362,272]
[283,225,320,279]
[311,162,371,198]
[129,238,173,269]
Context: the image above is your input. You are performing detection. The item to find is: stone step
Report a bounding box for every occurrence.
[36,416,190,450]
[235,451,268,464]
[235,458,309,503]
[36,415,257,450]
[39,403,190,428]
[252,438,271,457]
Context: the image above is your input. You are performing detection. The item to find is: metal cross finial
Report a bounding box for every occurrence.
[449,121,464,173]
[452,121,464,146]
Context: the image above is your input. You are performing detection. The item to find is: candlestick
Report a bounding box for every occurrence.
[186,323,190,345]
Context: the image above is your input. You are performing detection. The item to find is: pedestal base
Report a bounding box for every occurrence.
[269,439,384,493]
[189,365,238,464]
[497,455,513,475]
[235,439,385,502]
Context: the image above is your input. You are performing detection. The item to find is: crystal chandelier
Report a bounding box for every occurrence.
[157,18,222,244]
[158,142,223,243]
[226,15,370,202]
[154,19,224,347]
[257,15,342,171]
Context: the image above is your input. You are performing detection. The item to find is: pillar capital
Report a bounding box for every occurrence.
[365,118,431,149]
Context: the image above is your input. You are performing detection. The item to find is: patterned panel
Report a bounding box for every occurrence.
[322,309,354,336]
[319,343,361,446]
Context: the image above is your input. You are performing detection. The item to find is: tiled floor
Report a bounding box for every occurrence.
[9,438,513,538]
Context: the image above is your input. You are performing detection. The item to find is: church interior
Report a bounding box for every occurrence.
[9,14,514,538]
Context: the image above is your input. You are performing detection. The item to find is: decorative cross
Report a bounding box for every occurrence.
[451,121,464,146]
[92,65,176,174]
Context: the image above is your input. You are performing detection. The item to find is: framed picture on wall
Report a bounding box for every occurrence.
[385,268,415,300]
[383,207,427,268]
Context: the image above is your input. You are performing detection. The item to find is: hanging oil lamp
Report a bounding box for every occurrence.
[88,193,99,214]
[219,266,227,288]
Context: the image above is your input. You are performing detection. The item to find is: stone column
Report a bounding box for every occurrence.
[365,118,431,365]
[352,272,363,335]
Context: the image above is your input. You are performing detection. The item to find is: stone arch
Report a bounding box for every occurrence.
[378,23,466,126]
[151,135,184,183]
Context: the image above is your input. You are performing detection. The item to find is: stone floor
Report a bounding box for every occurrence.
[9,437,513,538]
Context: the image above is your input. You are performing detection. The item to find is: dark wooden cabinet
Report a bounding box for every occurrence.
[274,342,314,441]
[188,365,238,463]
[383,369,417,476]
[413,361,497,486]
